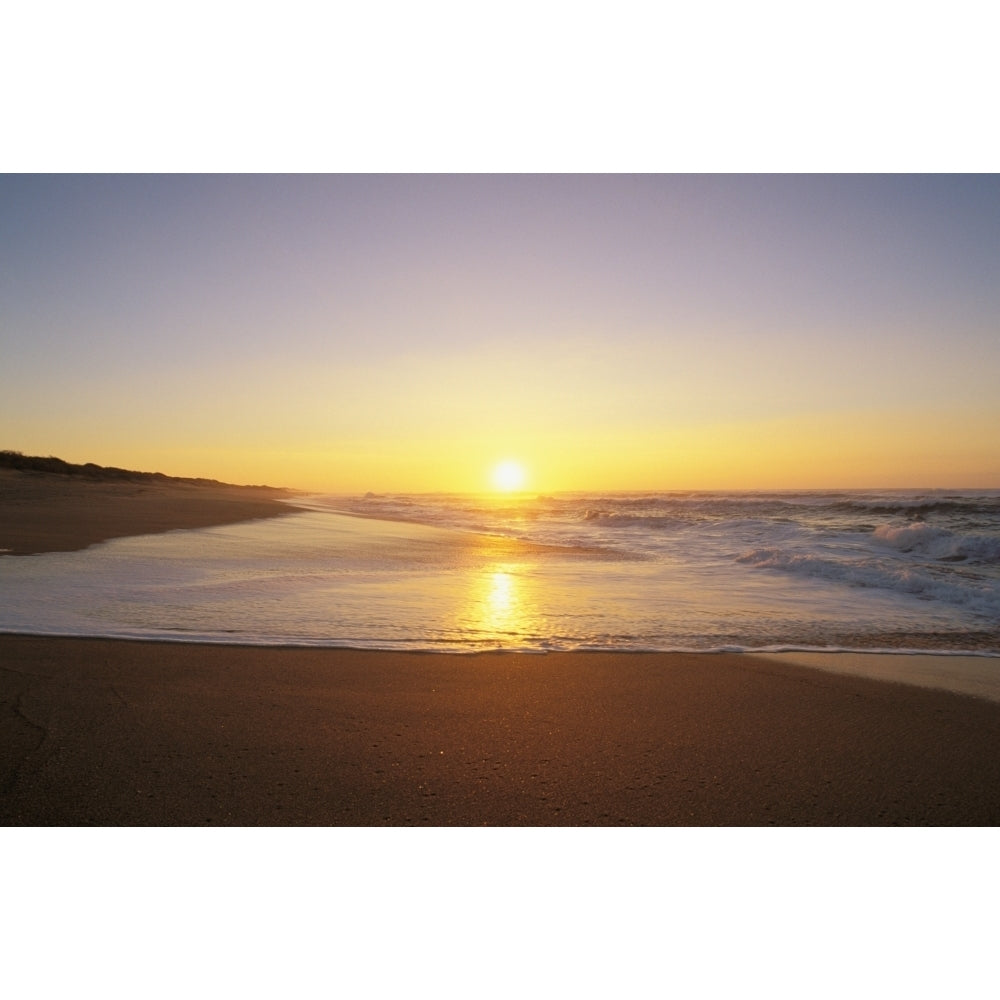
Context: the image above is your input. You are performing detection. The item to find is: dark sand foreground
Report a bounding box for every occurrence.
[4,636,1000,826]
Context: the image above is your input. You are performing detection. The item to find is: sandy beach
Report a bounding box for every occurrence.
[3,466,1000,826]
[3,636,1000,826]
[0,466,300,556]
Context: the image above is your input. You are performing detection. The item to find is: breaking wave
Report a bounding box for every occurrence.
[872,523,1000,564]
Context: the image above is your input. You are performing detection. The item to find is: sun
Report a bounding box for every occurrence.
[492,459,527,493]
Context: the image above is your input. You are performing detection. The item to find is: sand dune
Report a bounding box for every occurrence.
[0,465,301,556]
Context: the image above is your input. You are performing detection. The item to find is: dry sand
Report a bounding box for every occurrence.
[749,650,1000,704]
[0,467,300,556]
[3,466,999,826]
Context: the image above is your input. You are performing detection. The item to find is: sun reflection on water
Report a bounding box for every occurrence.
[464,563,532,644]
[488,569,515,622]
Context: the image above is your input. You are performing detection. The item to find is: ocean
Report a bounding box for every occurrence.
[2,490,999,655]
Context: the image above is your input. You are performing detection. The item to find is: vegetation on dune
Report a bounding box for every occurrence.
[0,450,284,491]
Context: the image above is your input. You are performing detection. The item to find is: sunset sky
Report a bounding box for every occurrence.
[2,173,999,492]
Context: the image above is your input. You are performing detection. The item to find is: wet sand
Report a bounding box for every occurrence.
[3,635,1000,826]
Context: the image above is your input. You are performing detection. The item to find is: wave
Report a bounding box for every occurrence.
[301,490,1000,625]
[582,510,701,529]
[336,488,1000,521]
[832,497,1000,517]
[872,523,1000,564]
[736,546,1000,618]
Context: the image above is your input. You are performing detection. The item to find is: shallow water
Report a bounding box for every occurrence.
[1,490,998,654]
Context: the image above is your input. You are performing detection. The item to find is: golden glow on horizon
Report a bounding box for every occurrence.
[492,460,527,493]
[15,402,999,494]
[20,400,1000,494]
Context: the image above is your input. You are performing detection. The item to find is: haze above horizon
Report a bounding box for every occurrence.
[3,174,999,492]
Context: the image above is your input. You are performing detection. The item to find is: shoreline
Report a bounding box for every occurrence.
[2,630,998,701]
[3,634,1000,826]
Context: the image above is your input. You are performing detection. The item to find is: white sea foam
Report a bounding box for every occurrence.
[735,546,1000,619]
